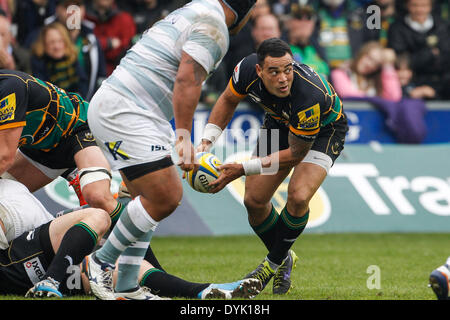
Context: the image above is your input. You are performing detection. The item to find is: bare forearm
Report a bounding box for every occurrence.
[208,92,239,130]
[173,83,202,134]
[261,133,312,170]
[260,147,307,170]
[173,53,207,135]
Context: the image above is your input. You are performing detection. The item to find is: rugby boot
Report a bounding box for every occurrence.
[273,249,299,295]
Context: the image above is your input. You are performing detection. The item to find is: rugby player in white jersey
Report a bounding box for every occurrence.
[85,0,259,300]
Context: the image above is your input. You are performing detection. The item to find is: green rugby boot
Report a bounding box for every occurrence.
[273,250,299,295]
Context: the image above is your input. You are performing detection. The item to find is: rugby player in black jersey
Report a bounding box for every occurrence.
[198,38,349,294]
[0,70,117,214]
[0,70,125,294]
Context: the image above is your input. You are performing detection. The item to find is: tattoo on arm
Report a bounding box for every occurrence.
[185,57,207,86]
[288,132,312,160]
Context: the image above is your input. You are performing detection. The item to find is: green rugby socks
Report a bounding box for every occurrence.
[267,206,309,265]
[45,222,98,285]
[250,204,279,251]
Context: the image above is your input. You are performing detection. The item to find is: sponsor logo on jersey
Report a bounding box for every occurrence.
[232,59,244,83]
[297,103,320,130]
[24,257,46,284]
[83,132,95,142]
[0,93,16,122]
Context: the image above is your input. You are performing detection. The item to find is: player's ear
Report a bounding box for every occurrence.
[256,64,262,78]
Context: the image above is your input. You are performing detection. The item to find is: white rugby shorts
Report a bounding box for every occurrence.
[0,179,54,249]
[87,85,174,171]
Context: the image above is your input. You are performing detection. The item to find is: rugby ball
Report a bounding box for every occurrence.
[185,152,222,193]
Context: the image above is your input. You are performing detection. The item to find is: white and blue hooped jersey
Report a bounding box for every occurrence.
[104,0,229,121]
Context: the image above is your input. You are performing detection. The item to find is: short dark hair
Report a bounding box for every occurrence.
[256,38,293,66]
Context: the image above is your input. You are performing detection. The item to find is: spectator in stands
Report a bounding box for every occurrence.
[316,0,366,69]
[286,3,329,78]
[251,13,282,48]
[85,0,136,75]
[117,0,167,35]
[223,0,273,80]
[0,14,31,73]
[331,41,402,102]
[434,0,449,20]
[272,0,290,16]
[252,0,272,18]
[200,1,274,109]
[388,0,450,100]
[333,40,427,143]
[395,52,437,100]
[396,0,447,19]
[364,0,397,47]
[0,0,14,21]
[14,0,56,45]
[35,0,107,100]
[31,22,88,97]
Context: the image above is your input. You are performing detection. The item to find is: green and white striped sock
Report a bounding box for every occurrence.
[95,196,158,291]
[115,231,153,292]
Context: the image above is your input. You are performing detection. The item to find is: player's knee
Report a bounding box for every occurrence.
[287,189,310,215]
[82,184,113,209]
[140,185,182,220]
[164,187,183,213]
[244,193,267,212]
[95,209,112,234]
[82,208,111,238]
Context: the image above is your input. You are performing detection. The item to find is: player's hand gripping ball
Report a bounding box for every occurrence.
[186,152,221,193]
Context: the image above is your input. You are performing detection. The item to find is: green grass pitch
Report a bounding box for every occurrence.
[1,233,447,300]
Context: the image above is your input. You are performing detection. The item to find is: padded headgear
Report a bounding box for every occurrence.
[222,0,257,30]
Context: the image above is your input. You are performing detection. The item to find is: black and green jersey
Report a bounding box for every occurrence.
[0,69,88,151]
[229,54,343,142]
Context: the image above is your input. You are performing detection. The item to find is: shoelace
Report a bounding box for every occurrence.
[41,277,60,290]
[273,255,293,287]
[100,266,114,290]
[253,264,273,282]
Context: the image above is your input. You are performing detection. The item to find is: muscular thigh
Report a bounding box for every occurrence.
[74,146,111,170]
[121,163,183,220]
[288,161,327,197]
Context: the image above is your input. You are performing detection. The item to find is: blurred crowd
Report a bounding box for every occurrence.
[0,0,449,105]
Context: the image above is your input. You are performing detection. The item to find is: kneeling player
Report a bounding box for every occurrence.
[0,178,261,299]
